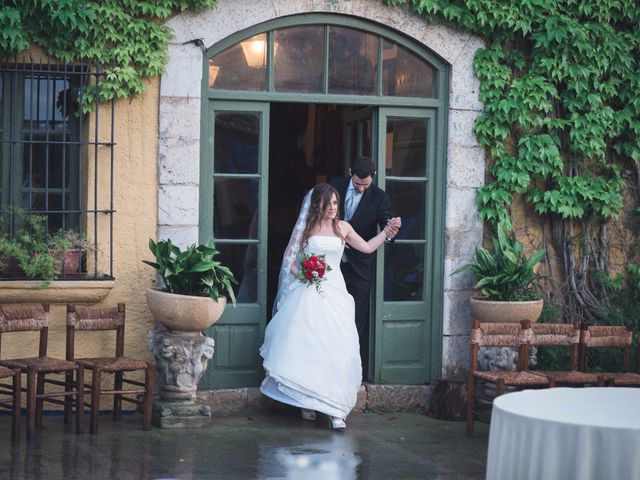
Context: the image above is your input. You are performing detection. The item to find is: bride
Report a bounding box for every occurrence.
[260,183,400,430]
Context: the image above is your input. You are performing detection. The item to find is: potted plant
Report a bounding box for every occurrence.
[48,228,95,276]
[453,222,545,323]
[143,238,237,333]
[0,209,96,285]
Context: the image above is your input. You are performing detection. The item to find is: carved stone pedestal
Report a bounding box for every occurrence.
[152,399,212,429]
[148,328,215,428]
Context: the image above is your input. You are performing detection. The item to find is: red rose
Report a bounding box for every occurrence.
[305,270,314,280]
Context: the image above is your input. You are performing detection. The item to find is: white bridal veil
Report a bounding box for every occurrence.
[272,189,312,315]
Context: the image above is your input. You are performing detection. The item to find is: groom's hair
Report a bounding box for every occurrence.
[350,156,376,179]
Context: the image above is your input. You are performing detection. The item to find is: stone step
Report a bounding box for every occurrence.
[196,383,433,416]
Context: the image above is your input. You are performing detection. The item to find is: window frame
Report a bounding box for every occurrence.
[0,57,115,281]
[205,15,448,108]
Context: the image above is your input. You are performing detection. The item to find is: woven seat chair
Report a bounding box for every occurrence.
[0,366,21,440]
[528,321,605,387]
[0,303,83,440]
[579,324,640,387]
[67,303,153,434]
[466,320,551,437]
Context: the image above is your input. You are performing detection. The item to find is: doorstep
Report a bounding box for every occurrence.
[196,383,433,416]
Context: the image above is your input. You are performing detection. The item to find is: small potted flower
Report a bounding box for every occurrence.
[48,228,95,276]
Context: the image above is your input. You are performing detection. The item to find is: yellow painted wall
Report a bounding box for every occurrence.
[1,77,160,380]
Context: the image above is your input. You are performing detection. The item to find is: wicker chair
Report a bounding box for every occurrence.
[0,366,21,440]
[67,303,153,434]
[579,324,640,387]
[466,320,551,436]
[0,303,84,440]
[529,321,605,387]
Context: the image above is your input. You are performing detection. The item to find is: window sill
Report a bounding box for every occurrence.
[0,279,115,304]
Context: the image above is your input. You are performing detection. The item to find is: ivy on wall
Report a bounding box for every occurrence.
[0,0,216,106]
[2,0,640,324]
[388,0,640,324]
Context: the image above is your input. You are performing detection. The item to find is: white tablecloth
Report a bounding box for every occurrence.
[486,388,640,480]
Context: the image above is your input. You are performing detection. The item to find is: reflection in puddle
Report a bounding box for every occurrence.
[260,435,361,480]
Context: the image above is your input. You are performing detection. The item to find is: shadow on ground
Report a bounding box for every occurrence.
[0,409,488,479]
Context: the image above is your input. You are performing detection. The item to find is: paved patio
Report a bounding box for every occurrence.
[0,409,489,479]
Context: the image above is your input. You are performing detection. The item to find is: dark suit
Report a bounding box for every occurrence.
[329,176,393,352]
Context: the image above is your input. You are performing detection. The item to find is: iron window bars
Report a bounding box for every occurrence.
[0,55,114,279]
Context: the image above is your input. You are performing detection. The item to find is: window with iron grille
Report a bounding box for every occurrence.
[0,57,114,280]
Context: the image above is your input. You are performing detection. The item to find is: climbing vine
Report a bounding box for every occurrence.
[0,0,216,106]
[3,0,640,325]
[387,0,640,325]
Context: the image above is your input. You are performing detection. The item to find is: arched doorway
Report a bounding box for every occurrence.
[198,14,448,388]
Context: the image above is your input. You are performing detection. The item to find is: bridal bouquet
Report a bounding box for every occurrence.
[296,252,332,297]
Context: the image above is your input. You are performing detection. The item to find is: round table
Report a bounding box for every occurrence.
[486,388,640,480]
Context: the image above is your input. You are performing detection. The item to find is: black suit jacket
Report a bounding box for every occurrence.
[329,176,393,281]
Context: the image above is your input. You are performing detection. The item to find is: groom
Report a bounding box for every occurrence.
[330,157,400,372]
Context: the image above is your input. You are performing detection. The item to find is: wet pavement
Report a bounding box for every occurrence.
[0,409,489,479]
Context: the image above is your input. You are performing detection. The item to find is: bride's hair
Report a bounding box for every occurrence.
[301,183,344,247]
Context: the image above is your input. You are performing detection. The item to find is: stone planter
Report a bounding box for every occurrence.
[146,287,226,332]
[470,298,544,323]
[146,287,227,428]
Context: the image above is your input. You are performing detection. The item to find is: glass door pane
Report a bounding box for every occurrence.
[274,26,324,93]
[208,34,268,91]
[374,107,435,385]
[202,101,269,388]
[343,107,375,170]
[328,27,378,95]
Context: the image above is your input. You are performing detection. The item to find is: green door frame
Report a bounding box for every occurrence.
[201,14,448,387]
[374,107,444,384]
[199,101,270,388]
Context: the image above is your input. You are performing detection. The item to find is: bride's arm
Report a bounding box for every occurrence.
[340,221,392,254]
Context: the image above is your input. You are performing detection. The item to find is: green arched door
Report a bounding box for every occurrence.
[199,15,447,389]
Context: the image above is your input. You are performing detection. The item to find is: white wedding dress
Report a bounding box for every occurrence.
[260,236,362,419]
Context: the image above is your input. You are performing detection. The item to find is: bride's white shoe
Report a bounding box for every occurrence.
[330,416,346,430]
[301,408,317,421]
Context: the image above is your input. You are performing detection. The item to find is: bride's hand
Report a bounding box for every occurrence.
[384,224,397,239]
[385,217,401,239]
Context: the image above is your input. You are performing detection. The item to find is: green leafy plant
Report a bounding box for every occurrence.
[386,0,640,324]
[4,0,639,324]
[452,223,545,301]
[143,238,237,305]
[47,228,94,255]
[0,0,217,111]
[0,210,93,285]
